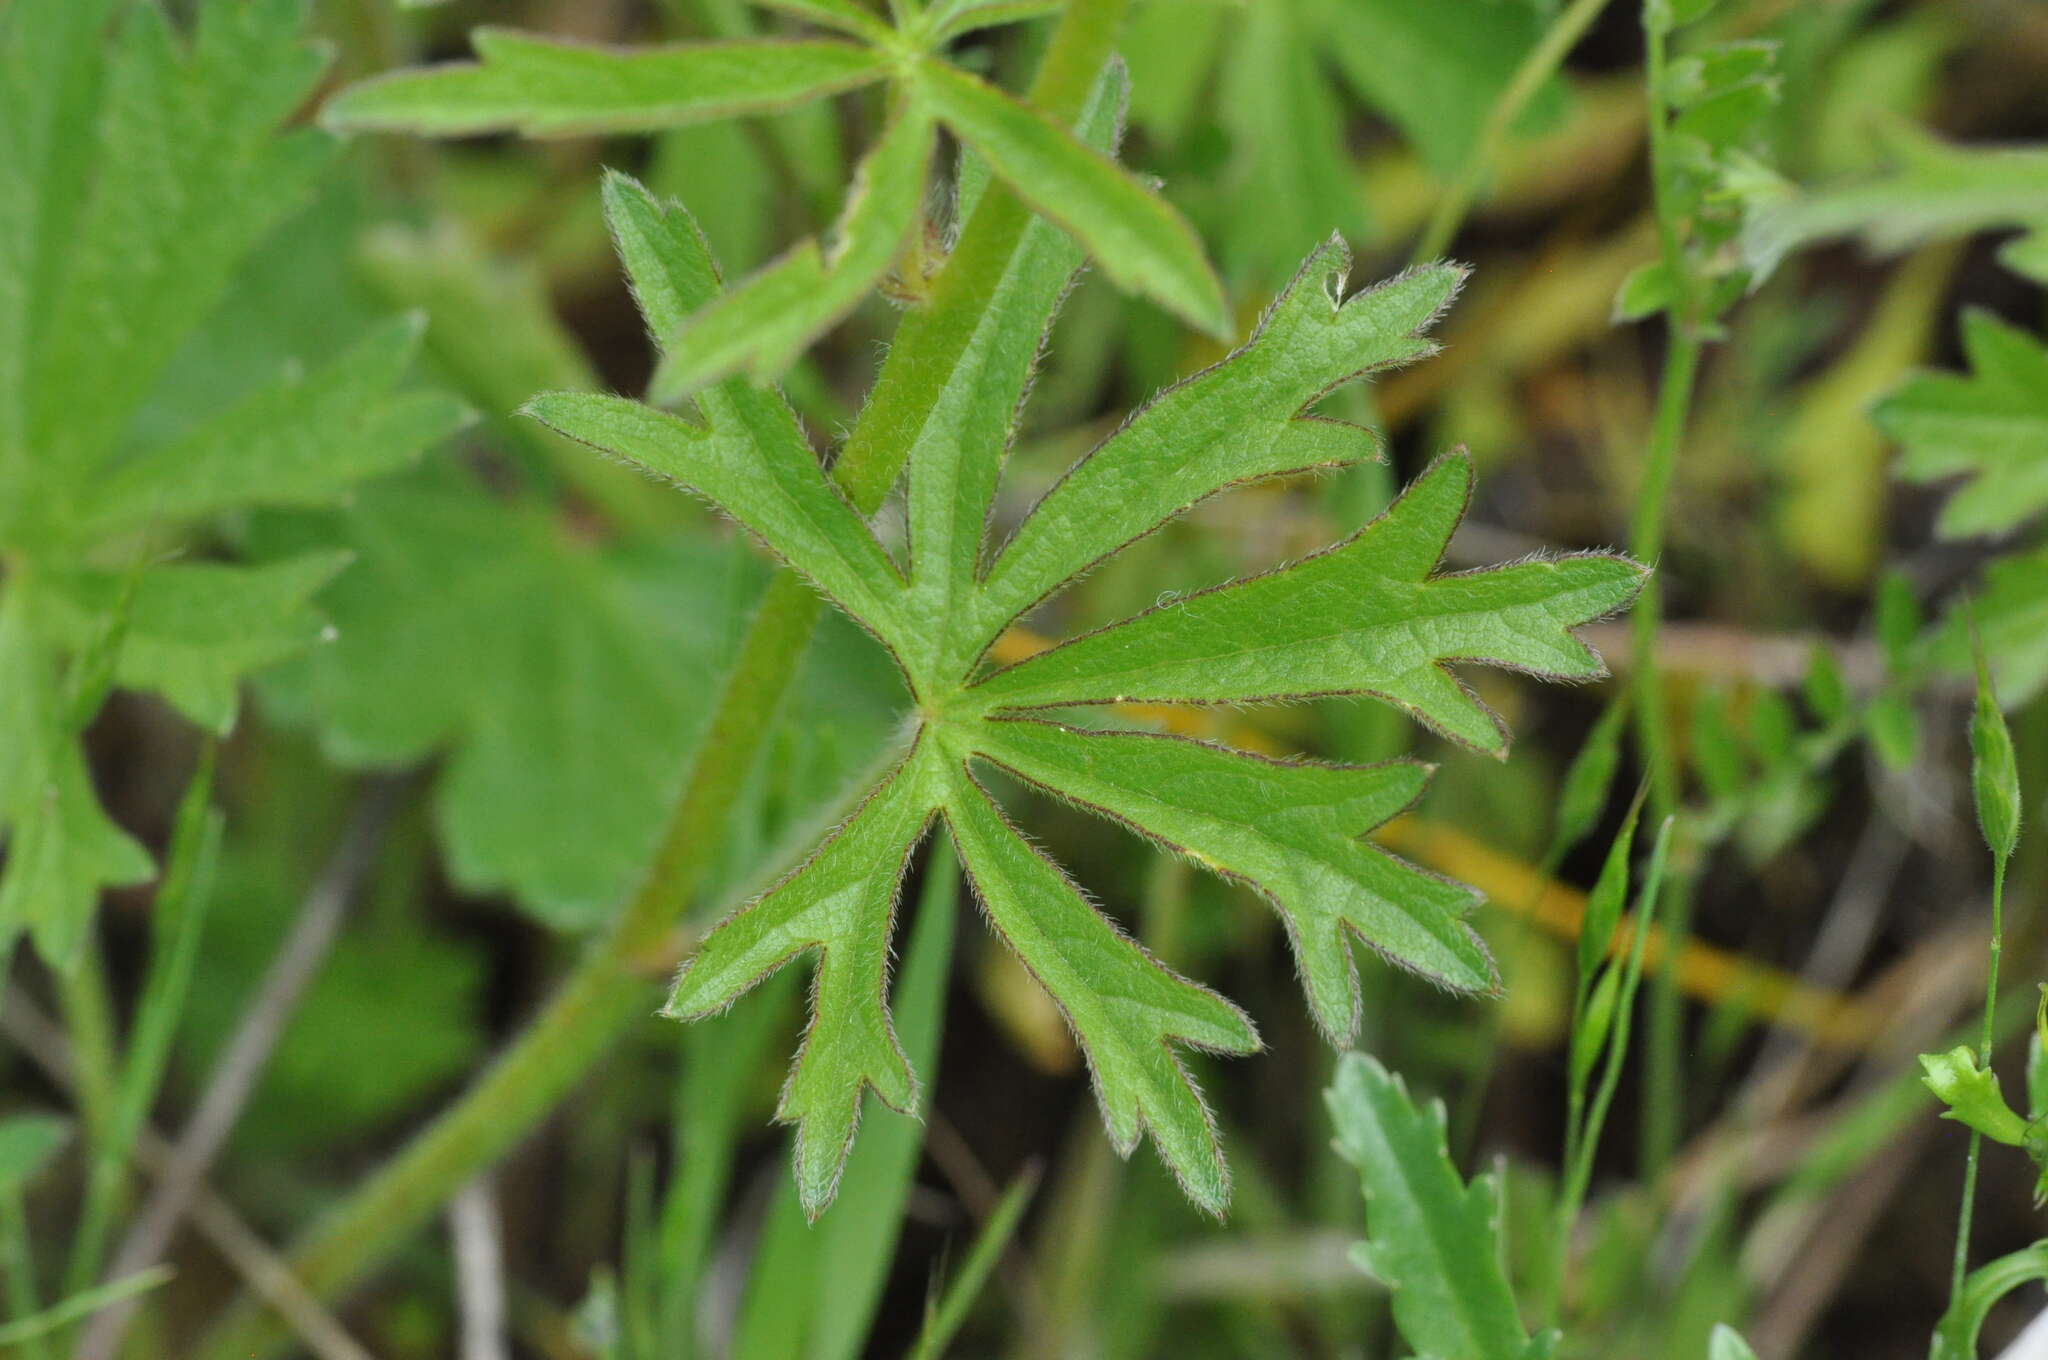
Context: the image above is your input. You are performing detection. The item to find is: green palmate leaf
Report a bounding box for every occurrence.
[255,470,750,928]
[0,0,457,970]
[897,62,1124,674]
[0,0,113,476]
[74,316,468,541]
[29,554,352,735]
[975,720,1490,1037]
[558,167,1640,1210]
[321,29,894,137]
[1328,1052,1545,1360]
[324,12,1230,388]
[23,0,333,488]
[756,0,899,44]
[1874,310,2048,540]
[974,453,1644,755]
[525,393,906,632]
[912,58,1229,338]
[649,102,936,395]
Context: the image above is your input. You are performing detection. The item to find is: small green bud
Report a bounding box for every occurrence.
[1970,639,2021,862]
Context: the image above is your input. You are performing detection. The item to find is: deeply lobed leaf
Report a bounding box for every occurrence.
[1875,309,2048,540]
[0,0,457,966]
[552,159,1640,1211]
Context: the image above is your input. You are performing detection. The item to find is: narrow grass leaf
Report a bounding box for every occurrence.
[1577,788,1645,980]
[906,1168,1039,1360]
[1553,696,1629,853]
[1709,1325,1760,1360]
[113,744,222,1151]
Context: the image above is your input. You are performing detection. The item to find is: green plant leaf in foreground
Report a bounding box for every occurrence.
[530,167,1643,1215]
[0,0,465,967]
[323,11,1231,389]
[1328,1051,1555,1360]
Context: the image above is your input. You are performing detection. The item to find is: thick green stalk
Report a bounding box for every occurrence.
[1950,854,2008,1304]
[1410,0,1615,265]
[197,6,1132,1355]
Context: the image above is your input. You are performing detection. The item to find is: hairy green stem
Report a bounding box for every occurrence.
[197,5,1132,1354]
[1410,0,1614,265]
[1950,854,2009,1304]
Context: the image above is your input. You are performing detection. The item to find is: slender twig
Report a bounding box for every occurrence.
[1411,0,1616,264]
[196,6,1139,1356]
[0,994,375,1360]
[73,778,403,1360]
[449,1177,509,1360]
